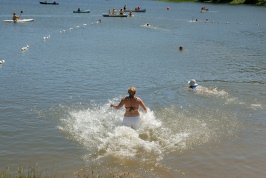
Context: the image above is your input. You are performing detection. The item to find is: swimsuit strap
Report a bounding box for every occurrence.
[125,96,139,111]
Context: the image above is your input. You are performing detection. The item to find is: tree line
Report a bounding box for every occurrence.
[197,0,266,5]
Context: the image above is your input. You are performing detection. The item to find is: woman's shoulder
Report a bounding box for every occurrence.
[123,96,132,101]
[122,96,128,100]
[135,96,142,102]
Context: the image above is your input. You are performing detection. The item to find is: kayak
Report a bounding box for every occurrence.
[124,9,146,12]
[3,19,34,23]
[40,1,59,5]
[73,10,90,13]
[102,13,128,17]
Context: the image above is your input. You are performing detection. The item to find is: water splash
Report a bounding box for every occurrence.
[57,99,238,163]
[192,86,228,98]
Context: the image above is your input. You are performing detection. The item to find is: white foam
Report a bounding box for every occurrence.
[57,99,236,162]
[194,86,228,98]
[250,103,263,110]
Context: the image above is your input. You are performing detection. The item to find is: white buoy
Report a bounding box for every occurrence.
[21,45,29,51]
[43,35,50,40]
[0,60,5,64]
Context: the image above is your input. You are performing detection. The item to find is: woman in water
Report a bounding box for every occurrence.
[111,86,147,130]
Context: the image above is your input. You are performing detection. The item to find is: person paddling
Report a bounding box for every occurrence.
[13,12,19,21]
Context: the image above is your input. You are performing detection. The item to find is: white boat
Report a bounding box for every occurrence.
[3,19,34,23]
[102,13,128,17]
[73,10,90,13]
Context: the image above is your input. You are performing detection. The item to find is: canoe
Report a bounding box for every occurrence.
[102,13,128,17]
[124,9,146,12]
[73,10,90,13]
[3,19,34,23]
[40,1,59,5]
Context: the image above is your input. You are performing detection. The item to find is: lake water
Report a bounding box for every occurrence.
[0,0,266,177]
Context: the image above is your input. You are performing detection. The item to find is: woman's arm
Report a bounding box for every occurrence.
[138,98,147,112]
[111,98,125,109]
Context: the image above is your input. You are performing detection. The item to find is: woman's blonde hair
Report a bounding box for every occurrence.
[128,86,136,96]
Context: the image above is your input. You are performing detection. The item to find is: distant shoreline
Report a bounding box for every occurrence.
[159,0,266,5]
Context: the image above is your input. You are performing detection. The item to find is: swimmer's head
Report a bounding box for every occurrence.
[188,79,198,87]
[128,86,136,96]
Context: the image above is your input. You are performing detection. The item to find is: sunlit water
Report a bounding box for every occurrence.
[0,0,266,177]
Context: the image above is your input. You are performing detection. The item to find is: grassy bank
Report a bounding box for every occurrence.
[160,0,197,2]
[1,165,135,178]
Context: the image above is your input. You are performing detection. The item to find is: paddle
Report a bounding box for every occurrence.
[18,11,23,18]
